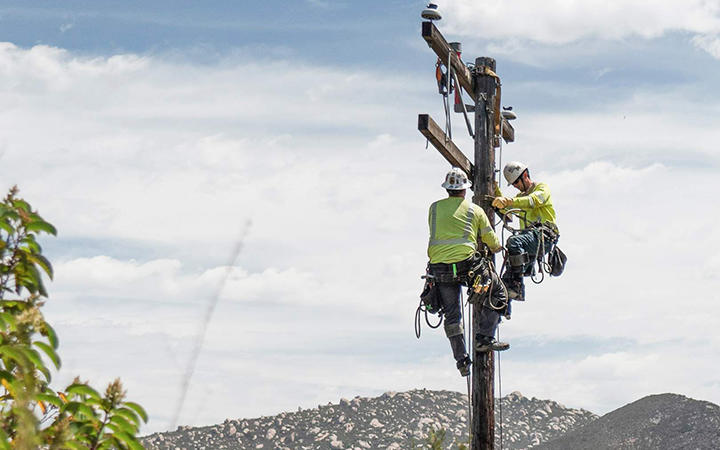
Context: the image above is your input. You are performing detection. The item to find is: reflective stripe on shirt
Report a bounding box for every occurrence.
[428,202,475,247]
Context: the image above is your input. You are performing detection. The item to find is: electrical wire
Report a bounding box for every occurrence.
[171,220,251,429]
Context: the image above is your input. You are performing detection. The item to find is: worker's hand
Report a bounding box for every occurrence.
[493,181,502,196]
[491,245,504,254]
[492,196,513,209]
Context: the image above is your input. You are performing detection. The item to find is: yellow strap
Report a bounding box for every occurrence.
[476,65,500,80]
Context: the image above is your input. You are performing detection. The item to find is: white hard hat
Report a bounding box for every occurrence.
[503,161,528,186]
[441,167,472,190]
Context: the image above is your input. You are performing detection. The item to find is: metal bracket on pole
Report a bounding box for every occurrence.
[452,70,474,139]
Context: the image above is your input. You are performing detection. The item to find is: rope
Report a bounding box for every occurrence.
[447,48,452,142]
[460,289,473,440]
[414,299,442,339]
[485,259,508,311]
[497,327,504,450]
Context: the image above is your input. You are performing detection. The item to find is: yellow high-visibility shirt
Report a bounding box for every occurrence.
[499,182,557,230]
[427,197,501,264]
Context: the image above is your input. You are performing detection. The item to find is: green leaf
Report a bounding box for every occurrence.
[123,401,148,423]
[0,370,14,383]
[0,221,12,235]
[20,235,41,253]
[113,431,144,450]
[0,300,25,309]
[26,263,47,297]
[114,407,141,427]
[25,220,57,236]
[0,312,16,332]
[104,422,121,434]
[97,439,116,450]
[63,441,86,450]
[62,401,97,420]
[11,199,31,213]
[36,392,63,408]
[0,210,19,222]
[21,347,51,381]
[34,341,61,369]
[43,322,59,349]
[28,253,53,280]
[0,345,31,368]
[0,427,10,450]
[109,414,137,434]
[66,383,101,400]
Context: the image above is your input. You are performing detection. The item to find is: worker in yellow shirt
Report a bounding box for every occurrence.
[492,161,559,302]
[427,168,509,377]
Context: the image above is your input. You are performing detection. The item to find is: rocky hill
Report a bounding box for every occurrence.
[140,389,597,449]
[534,393,720,450]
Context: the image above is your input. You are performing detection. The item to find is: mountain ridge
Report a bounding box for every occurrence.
[141,389,596,449]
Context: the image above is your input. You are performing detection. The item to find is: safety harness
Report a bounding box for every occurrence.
[495,208,565,285]
[415,250,508,338]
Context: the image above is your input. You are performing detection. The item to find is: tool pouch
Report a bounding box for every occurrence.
[549,245,567,277]
[420,280,442,314]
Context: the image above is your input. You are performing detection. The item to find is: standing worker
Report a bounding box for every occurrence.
[427,167,508,377]
[492,161,559,301]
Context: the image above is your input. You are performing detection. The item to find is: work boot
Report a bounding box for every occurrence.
[456,355,471,377]
[504,278,525,302]
[475,335,510,352]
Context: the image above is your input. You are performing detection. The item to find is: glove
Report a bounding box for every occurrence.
[493,181,502,197]
[492,197,513,209]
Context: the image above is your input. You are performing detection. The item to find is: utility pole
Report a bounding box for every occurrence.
[418,21,515,450]
[471,56,498,450]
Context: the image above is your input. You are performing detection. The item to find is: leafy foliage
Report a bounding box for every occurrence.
[0,186,148,449]
[410,427,469,450]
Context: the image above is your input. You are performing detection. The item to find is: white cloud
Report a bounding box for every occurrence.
[3,40,720,434]
[439,0,720,45]
[693,33,720,58]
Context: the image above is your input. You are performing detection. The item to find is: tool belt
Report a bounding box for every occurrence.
[427,255,478,283]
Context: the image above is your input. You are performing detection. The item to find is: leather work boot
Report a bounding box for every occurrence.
[504,278,525,302]
[476,336,510,352]
[456,355,471,377]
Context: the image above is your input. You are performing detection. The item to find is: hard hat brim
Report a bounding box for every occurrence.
[441,182,472,190]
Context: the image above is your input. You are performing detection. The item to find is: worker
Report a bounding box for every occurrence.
[492,161,558,302]
[427,167,509,377]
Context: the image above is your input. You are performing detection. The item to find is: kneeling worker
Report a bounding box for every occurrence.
[427,168,508,377]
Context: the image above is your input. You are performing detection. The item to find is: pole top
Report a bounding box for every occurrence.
[474,57,496,71]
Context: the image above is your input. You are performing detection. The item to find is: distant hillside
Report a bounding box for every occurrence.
[141,389,596,449]
[535,393,720,450]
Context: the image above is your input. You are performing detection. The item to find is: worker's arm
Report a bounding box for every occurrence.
[512,182,551,209]
[475,206,501,252]
[494,181,502,197]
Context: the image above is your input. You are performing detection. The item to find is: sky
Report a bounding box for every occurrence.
[1,0,720,435]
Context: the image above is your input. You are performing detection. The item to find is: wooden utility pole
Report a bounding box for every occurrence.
[471,56,498,450]
[418,21,515,450]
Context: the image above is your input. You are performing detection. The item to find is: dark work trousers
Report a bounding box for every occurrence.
[506,229,542,276]
[429,259,473,363]
[436,281,468,362]
[430,258,505,361]
[476,274,507,339]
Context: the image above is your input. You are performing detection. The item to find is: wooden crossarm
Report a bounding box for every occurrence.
[421,21,475,102]
[418,114,474,177]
